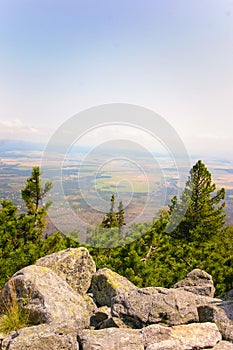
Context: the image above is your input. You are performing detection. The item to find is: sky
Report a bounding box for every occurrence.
[0,0,233,158]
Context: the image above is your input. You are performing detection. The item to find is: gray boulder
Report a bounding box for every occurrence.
[1,324,78,350]
[222,289,233,301]
[36,247,96,295]
[91,268,136,307]
[197,296,233,342]
[170,322,221,349]
[78,328,144,350]
[0,265,89,328]
[174,269,215,297]
[139,324,172,347]
[112,287,198,328]
[140,322,221,350]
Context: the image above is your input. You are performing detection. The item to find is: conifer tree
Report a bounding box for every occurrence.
[0,167,68,287]
[117,200,125,238]
[167,160,225,242]
[21,166,53,216]
[101,194,119,228]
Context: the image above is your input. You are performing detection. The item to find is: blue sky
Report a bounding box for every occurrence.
[0,0,233,157]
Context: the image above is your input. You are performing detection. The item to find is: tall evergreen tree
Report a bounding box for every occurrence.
[0,167,69,287]
[117,200,125,238]
[167,160,225,242]
[21,166,53,216]
[101,194,119,228]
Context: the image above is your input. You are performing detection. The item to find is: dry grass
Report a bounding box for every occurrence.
[0,282,32,334]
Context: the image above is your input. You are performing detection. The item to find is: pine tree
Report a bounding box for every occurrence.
[21,166,53,216]
[101,194,119,228]
[168,160,225,242]
[0,167,70,287]
[117,201,125,238]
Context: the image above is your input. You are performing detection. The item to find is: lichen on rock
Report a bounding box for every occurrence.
[36,247,96,295]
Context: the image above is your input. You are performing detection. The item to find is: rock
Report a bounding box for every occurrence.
[174,269,215,297]
[1,324,78,350]
[78,328,144,350]
[222,289,233,301]
[83,294,97,315]
[91,268,136,307]
[170,322,222,349]
[36,247,96,295]
[212,340,233,349]
[90,306,111,328]
[146,340,183,350]
[112,287,198,328]
[139,324,172,347]
[0,265,89,327]
[99,316,129,329]
[140,322,221,349]
[197,297,233,342]
[89,306,128,329]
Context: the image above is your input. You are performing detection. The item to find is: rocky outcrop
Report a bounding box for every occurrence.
[91,267,136,306]
[36,247,96,295]
[169,322,221,349]
[0,249,232,349]
[0,265,89,328]
[197,297,233,342]
[78,328,144,350]
[112,287,198,327]
[174,268,215,297]
[1,324,78,350]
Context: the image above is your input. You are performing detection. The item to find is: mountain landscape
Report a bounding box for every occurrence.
[1,139,233,237]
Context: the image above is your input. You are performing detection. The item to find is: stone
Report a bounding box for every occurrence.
[139,324,171,347]
[170,322,222,349]
[78,328,144,350]
[112,287,198,328]
[212,341,233,349]
[0,265,89,327]
[174,269,215,297]
[146,340,183,350]
[83,294,97,315]
[91,268,136,307]
[90,306,111,328]
[36,247,96,295]
[98,316,129,329]
[222,289,233,301]
[197,297,233,342]
[1,324,78,350]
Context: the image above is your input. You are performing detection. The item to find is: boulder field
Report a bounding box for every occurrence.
[0,247,232,350]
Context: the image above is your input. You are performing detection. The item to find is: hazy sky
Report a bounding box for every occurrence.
[0,0,233,158]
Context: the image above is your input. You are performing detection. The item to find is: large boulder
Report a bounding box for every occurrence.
[36,247,96,295]
[1,324,78,350]
[0,265,89,328]
[174,269,215,297]
[197,296,233,342]
[78,328,144,350]
[212,341,233,349]
[170,322,221,349]
[91,268,136,307]
[141,322,221,350]
[112,287,199,328]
